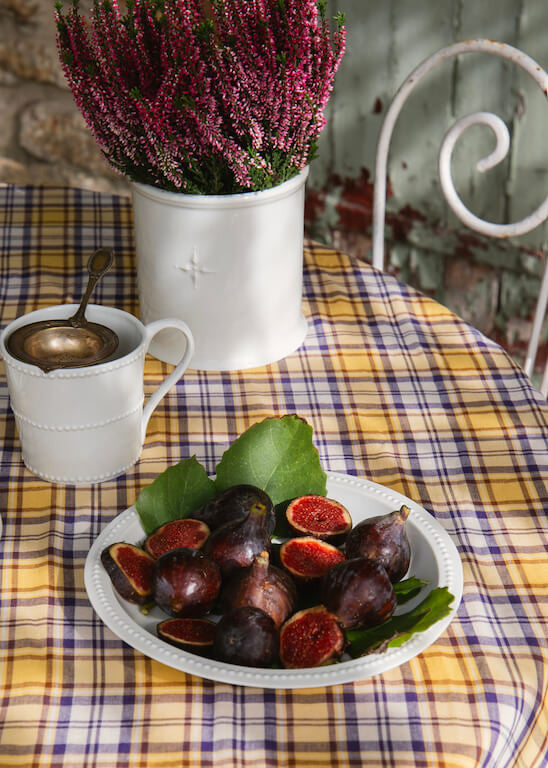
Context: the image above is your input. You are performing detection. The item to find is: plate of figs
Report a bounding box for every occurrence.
[84,472,463,688]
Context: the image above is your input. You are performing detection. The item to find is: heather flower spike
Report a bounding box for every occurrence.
[55,0,346,194]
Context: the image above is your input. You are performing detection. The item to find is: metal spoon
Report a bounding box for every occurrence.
[7,248,119,372]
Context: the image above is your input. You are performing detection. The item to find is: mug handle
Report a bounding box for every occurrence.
[140,318,195,442]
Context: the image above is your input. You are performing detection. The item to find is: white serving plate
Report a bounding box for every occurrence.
[84,472,463,688]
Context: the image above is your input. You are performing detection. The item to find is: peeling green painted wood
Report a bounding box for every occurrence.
[311,0,547,248]
[307,1,547,374]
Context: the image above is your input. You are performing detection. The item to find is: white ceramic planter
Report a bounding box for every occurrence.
[131,168,309,370]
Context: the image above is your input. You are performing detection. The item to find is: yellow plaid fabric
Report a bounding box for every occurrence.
[0,185,546,768]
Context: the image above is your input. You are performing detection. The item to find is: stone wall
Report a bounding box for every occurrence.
[0,0,129,194]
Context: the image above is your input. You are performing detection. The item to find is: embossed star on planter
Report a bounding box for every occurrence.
[175,246,215,287]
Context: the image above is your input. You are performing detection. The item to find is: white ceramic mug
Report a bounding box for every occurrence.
[0,304,194,485]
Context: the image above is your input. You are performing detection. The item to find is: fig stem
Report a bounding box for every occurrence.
[399,505,411,521]
[250,502,268,517]
[254,550,270,569]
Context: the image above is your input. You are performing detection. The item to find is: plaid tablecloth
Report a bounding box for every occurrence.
[0,185,546,768]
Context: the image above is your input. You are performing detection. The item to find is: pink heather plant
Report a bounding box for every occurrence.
[55,0,346,194]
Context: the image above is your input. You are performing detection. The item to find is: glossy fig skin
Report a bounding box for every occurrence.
[320,557,397,629]
[203,501,273,577]
[345,505,411,582]
[220,550,298,628]
[194,485,275,534]
[213,606,279,668]
[152,547,222,618]
[101,542,155,605]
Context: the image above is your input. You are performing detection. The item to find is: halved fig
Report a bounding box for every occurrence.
[279,536,345,582]
[320,557,396,629]
[157,617,216,656]
[285,495,352,542]
[101,542,155,605]
[144,518,210,559]
[153,547,222,618]
[345,505,411,582]
[279,606,344,669]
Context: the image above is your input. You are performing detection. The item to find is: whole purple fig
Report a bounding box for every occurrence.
[345,505,411,582]
[194,485,275,533]
[220,550,297,628]
[320,557,396,629]
[152,547,221,618]
[213,606,279,668]
[204,500,273,577]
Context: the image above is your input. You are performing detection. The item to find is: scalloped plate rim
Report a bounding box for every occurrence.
[84,471,463,688]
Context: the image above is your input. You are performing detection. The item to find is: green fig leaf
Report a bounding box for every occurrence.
[393,576,429,604]
[136,456,216,535]
[214,415,327,507]
[346,586,455,658]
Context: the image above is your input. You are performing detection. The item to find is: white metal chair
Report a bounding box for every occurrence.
[371,39,548,396]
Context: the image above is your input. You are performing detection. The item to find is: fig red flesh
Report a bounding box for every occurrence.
[144,518,210,559]
[157,617,216,653]
[279,537,345,581]
[279,606,344,669]
[286,495,352,541]
[101,542,155,604]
